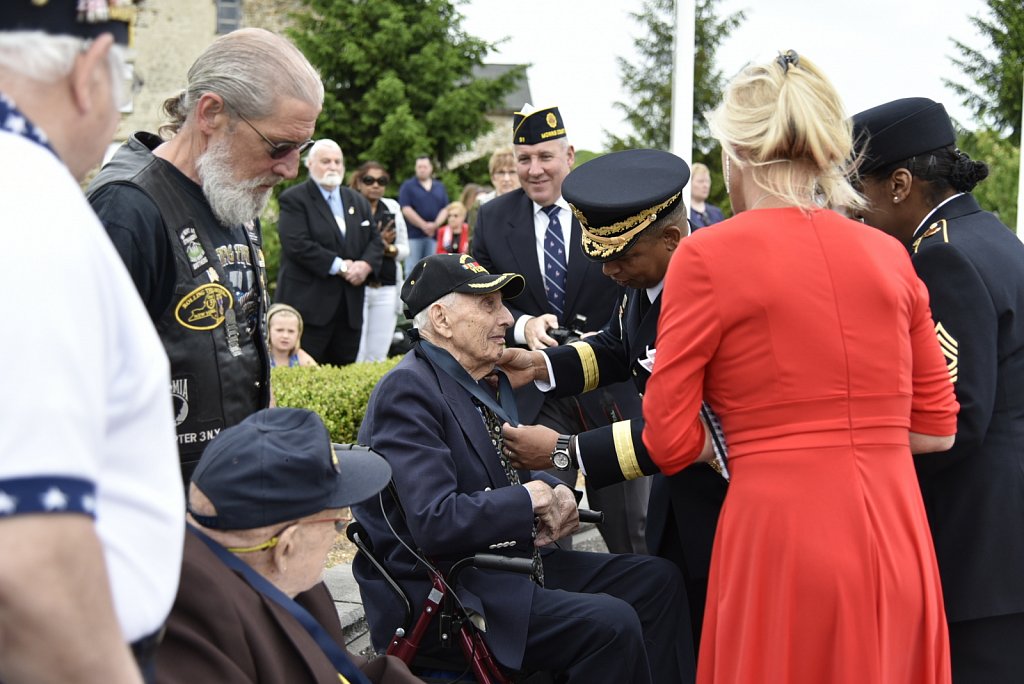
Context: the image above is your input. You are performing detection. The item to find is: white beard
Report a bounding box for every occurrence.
[196,137,280,226]
[316,170,344,190]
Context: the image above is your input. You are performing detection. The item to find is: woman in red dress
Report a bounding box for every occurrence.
[643,51,959,683]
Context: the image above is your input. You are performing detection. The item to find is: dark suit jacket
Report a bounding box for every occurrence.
[908,193,1024,623]
[472,189,627,422]
[351,344,571,671]
[276,180,383,328]
[546,288,727,581]
[155,529,423,684]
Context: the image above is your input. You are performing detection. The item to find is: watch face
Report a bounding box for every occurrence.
[552,450,571,470]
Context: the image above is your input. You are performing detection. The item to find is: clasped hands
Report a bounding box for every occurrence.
[337,259,373,285]
[522,481,579,546]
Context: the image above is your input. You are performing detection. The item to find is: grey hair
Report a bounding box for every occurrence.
[160,28,323,139]
[304,139,342,168]
[0,31,126,108]
[412,292,461,330]
[0,32,82,81]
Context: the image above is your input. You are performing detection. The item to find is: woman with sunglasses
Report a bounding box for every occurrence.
[643,51,958,682]
[351,161,409,362]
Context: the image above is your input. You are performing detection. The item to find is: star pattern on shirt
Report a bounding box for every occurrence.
[0,491,17,515]
[42,487,69,511]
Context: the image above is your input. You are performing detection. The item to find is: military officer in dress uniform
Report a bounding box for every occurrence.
[852,97,1024,682]
[498,149,729,652]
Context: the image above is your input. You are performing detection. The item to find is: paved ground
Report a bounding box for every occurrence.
[326,521,609,655]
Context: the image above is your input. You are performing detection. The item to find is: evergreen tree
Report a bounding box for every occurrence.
[288,0,523,182]
[606,0,744,213]
[946,0,1023,146]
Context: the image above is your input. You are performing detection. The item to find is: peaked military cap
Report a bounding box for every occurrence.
[513,104,566,145]
[852,97,957,175]
[402,254,525,318]
[562,148,690,262]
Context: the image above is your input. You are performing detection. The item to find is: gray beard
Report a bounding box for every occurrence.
[196,139,277,226]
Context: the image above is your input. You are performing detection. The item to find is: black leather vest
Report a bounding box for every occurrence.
[90,133,270,480]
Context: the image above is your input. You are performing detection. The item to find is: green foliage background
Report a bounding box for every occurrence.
[947,0,1022,229]
[272,358,402,443]
[605,0,745,217]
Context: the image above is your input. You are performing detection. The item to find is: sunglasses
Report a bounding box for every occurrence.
[234,109,314,160]
[361,175,390,187]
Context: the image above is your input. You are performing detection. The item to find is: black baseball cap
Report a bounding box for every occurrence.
[1,0,137,46]
[188,408,392,530]
[562,149,690,262]
[852,97,957,175]
[401,254,525,319]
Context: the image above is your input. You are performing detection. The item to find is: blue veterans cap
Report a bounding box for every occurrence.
[402,253,525,319]
[562,149,690,262]
[852,97,956,175]
[1,0,137,46]
[513,104,566,145]
[189,408,392,530]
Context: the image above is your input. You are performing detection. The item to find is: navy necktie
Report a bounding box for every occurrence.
[541,205,567,318]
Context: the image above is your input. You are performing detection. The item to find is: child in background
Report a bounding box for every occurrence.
[435,201,470,254]
[267,303,319,368]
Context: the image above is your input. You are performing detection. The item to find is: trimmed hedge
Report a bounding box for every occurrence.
[271,357,403,443]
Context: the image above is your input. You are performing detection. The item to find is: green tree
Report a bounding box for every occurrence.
[959,127,1020,229]
[946,0,1023,146]
[288,0,523,182]
[605,0,745,214]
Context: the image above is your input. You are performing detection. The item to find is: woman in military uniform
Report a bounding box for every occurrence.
[853,96,1024,682]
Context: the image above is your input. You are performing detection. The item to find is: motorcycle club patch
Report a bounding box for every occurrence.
[175,283,233,331]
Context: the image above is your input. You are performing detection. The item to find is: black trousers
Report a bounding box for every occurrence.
[949,611,1024,683]
[301,304,361,366]
[519,550,695,683]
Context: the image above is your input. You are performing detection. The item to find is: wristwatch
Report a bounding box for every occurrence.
[339,260,349,274]
[551,434,574,471]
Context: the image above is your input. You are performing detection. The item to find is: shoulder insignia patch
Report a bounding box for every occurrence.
[913,219,949,254]
[175,283,233,331]
[935,321,958,383]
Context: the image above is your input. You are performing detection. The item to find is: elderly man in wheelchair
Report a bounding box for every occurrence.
[351,255,695,683]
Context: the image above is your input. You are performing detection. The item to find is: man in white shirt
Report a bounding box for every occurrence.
[0,2,184,683]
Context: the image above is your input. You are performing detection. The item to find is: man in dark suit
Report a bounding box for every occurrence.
[853,97,1024,681]
[352,254,695,683]
[472,105,650,554]
[497,149,729,653]
[158,407,423,683]
[276,139,383,365]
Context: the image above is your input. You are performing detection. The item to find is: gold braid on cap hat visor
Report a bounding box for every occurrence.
[466,273,520,290]
[571,192,681,258]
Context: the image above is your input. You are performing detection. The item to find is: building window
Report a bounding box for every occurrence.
[215,0,242,34]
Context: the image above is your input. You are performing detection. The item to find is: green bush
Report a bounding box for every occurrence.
[271,357,403,443]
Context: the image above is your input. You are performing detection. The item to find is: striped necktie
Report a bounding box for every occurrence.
[541,205,567,318]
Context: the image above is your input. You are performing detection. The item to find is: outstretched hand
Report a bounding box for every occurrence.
[496,348,548,388]
[502,423,559,470]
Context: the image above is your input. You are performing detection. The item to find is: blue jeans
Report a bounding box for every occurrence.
[404,236,436,273]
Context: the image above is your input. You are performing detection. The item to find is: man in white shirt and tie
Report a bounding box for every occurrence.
[276,139,383,365]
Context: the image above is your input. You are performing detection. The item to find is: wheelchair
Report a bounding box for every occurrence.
[347,508,604,683]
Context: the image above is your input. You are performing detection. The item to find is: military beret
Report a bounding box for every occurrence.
[1,0,137,46]
[852,97,956,175]
[401,253,525,319]
[562,149,690,262]
[513,105,566,145]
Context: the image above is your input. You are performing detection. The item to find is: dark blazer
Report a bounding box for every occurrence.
[276,180,383,328]
[546,288,727,581]
[155,530,423,684]
[352,345,574,671]
[908,193,1024,623]
[472,189,627,421]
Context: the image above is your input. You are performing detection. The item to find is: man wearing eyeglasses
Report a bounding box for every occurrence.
[87,28,324,483]
[275,139,383,366]
[158,407,424,683]
[1,3,184,682]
